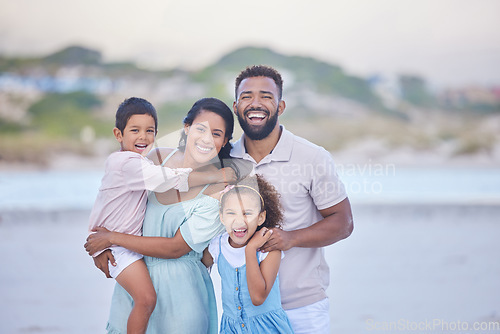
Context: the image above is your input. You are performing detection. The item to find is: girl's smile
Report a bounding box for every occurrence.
[221,192,266,248]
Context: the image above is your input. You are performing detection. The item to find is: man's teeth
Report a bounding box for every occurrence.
[197,145,212,152]
[248,113,266,119]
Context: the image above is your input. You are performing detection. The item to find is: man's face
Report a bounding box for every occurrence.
[233,76,284,140]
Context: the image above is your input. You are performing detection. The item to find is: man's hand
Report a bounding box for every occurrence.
[85,227,113,255]
[92,250,116,278]
[258,228,295,253]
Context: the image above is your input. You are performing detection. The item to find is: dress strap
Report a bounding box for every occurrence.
[197,184,211,197]
[160,149,178,167]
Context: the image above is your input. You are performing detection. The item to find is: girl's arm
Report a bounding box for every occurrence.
[85,227,192,259]
[201,247,214,268]
[245,228,281,306]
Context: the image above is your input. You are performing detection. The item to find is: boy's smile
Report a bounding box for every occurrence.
[114,114,156,156]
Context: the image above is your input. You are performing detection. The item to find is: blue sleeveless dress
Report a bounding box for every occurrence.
[216,235,294,333]
[106,153,225,333]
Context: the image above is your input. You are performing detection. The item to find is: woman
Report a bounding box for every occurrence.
[85,97,235,333]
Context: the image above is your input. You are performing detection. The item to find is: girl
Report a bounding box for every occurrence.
[204,174,294,333]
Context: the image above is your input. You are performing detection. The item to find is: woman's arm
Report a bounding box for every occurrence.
[245,228,281,306]
[85,227,192,259]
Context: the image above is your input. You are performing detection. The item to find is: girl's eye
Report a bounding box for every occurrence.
[196,127,205,133]
[147,129,155,133]
[213,132,221,137]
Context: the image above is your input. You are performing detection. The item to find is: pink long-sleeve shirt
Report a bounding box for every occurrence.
[88,151,191,255]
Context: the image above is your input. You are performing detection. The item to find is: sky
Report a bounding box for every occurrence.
[1,0,499,89]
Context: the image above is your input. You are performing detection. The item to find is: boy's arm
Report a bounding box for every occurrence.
[188,167,236,188]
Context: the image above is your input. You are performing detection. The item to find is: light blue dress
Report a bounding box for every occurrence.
[106,184,225,334]
[216,235,294,333]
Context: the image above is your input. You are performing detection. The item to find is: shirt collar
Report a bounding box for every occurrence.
[230,125,293,163]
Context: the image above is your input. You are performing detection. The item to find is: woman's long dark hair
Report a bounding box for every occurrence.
[178,97,234,167]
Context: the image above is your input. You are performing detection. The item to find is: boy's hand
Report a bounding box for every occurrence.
[247,227,273,252]
[92,250,115,278]
[220,167,237,184]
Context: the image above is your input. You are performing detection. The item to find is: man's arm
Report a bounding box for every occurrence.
[258,197,353,252]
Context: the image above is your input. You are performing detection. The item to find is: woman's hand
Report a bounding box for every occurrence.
[247,227,273,251]
[85,227,114,255]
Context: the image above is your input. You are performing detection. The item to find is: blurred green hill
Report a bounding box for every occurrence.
[0,45,499,167]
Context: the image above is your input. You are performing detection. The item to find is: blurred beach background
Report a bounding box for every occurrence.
[1,1,500,333]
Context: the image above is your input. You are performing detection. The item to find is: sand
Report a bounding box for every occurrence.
[1,204,499,333]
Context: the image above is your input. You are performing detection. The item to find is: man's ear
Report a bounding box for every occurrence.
[233,101,238,115]
[113,127,123,142]
[278,100,286,116]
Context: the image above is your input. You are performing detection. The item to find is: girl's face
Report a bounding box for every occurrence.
[114,114,156,156]
[184,110,228,166]
[221,192,266,248]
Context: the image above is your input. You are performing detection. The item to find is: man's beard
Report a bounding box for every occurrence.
[237,107,279,141]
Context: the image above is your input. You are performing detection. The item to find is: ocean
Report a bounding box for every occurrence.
[1,167,499,333]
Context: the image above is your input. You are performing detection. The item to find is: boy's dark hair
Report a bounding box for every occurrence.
[220,174,284,230]
[234,65,284,100]
[179,97,234,162]
[115,97,158,133]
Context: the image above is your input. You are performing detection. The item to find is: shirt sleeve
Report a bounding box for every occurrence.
[257,250,285,263]
[179,198,225,253]
[309,147,347,210]
[208,237,220,264]
[121,154,192,192]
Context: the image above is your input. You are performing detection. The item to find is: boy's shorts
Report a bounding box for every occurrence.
[108,246,143,278]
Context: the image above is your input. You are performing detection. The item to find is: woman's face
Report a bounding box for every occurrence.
[184,110,228,165]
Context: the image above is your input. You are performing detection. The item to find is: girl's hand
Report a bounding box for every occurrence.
[247,227,273,251]
[84,227,114,255]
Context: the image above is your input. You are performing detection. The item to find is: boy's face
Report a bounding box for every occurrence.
[113,114,156,156]
[220,192,266,248]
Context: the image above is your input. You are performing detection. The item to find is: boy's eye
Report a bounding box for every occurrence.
[147,129,155,133]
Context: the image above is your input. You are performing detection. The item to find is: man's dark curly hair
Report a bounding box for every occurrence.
[220,174,284,230]
[234,65,284,100]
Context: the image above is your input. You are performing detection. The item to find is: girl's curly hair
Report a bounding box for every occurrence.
[220,174,283,230]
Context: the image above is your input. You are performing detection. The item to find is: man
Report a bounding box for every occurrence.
[230,65,354,333]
